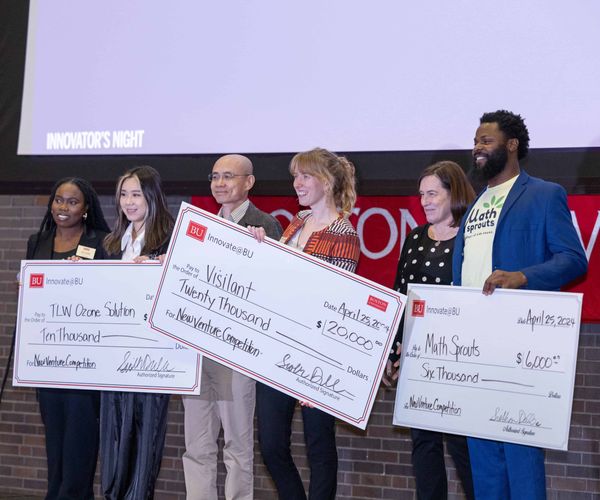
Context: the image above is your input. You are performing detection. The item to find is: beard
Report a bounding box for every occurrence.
[470,144,508,183]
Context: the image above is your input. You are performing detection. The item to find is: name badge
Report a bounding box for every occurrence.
[76,245,96,259]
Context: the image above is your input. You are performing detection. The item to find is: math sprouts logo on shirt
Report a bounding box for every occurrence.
[465,196,505,234]
[465,194,504,235]
[186,221,207,242]
[483,195,505,210]
[29,274,44,288]
[412,300,426,317]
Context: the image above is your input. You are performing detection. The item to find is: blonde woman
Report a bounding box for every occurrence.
[250,148,360,500]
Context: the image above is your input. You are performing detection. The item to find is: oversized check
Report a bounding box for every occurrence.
[15,261,201,394]
[393,284,582,450]
[149,202,405,429]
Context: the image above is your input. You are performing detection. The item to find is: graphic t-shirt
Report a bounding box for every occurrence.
[461,175,518,287]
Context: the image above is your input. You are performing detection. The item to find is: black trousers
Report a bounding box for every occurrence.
[38,388,99,500]
[256,383,337,500]
[411,428,475,500]
[100,391,169,500]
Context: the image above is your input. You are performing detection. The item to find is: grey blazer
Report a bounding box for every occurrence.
[238,201,283,240]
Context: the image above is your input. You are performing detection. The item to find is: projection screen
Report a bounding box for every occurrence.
[18,0,600,156]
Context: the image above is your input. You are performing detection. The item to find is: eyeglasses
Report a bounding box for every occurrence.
[208,172,252,182]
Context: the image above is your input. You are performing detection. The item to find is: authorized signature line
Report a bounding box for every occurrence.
[488,420,552,430]
[133,369,186,374]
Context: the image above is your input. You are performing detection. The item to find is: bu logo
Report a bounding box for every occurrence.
[412,300,425,317]
[186,221,207,242]
[29,274,44,288]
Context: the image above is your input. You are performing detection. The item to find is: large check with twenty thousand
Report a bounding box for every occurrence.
[149,202,406,429]
[15,261,201,394]
[393,284,583,450]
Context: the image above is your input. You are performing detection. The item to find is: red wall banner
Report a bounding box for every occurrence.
[562,196,599,323]
[191,195,600,323]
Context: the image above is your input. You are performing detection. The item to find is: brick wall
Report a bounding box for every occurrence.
[0,194,598,499]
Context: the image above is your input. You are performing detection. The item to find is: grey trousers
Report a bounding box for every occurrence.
[182,358,255,500]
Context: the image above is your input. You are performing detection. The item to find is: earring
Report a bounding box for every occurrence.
[83,213,88,220]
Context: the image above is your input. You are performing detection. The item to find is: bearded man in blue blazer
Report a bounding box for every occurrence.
[453,110,587,499]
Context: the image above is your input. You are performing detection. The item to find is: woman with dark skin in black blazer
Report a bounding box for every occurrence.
[27,177,110,500]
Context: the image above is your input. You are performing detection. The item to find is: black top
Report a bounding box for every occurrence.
[26,226,109,260]
[390,224,455,361]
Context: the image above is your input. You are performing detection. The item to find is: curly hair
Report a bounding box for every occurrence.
[37,177,110,234]
[480,110,530,160]
[104,166,174,256]
[289,148,357,215]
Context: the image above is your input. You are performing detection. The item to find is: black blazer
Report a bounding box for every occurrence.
[26,227,109,260]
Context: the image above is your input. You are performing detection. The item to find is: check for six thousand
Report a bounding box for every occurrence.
[149,202,406,429]
[393,284,583,450]
[15,261,202,394]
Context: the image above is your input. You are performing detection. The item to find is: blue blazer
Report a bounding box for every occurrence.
[453,170,587,291]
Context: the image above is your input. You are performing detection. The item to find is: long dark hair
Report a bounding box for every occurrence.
[104,166,174,256]
[37,177,109,234]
